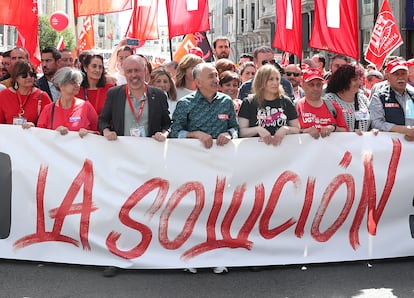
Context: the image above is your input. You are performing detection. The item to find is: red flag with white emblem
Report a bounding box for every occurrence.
[166,0,210,39]
[127,0,159,41]
[309,0,359,60]
[364,0,403,71]
[16,0,40,68]
[273,0,302,59]
[77,16,95,54]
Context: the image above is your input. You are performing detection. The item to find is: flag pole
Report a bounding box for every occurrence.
[169,39,173,61]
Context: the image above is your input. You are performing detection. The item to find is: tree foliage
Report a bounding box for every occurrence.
[38,15,75,51]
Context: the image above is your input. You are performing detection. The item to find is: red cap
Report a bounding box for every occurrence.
[302,68,323,82]
[188,47,203,58]
[407,59,414,68]
[386,59,408,73]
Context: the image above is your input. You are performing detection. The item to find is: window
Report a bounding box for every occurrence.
[362,0,373,15]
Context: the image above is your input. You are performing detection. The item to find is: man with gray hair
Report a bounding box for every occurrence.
[170,62,238,149]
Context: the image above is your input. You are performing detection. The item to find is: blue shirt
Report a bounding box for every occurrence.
[170,90,239,139]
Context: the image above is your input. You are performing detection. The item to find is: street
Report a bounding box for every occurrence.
[1,257,414,298]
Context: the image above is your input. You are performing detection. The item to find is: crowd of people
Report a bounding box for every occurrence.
[1,36,414,276]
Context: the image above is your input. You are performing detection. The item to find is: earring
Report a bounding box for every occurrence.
[14,82,18,90]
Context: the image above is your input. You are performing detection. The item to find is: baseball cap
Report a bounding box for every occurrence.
[366,70,384,80]
[407,59,414,68]
[386,59,408,73]
[302,68,323,82]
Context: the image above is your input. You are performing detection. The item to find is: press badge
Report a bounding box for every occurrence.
[355,109,370,121]
[13,116,27,126]
[130,126,146,137]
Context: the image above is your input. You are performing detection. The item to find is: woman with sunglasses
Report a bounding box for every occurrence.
[76,52,114,116]
[37,67,98,138]
[0,61,51,126]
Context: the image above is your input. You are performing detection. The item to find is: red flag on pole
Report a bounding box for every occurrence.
[0,0,24,26]
[77,16,95,54]
[273,0,302,59]
[74,0,132,17]
[166,0,210,39]
[128,0,159,41]
[364,0,403,71]
[57,37,65,50]
[309,0,359,60]
[16,0,40,69]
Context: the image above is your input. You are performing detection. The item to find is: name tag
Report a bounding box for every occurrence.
[69,116,81,123]
[384,103,400,108]
[218,114,229,120]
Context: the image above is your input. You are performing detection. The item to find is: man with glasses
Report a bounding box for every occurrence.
[238,46,294,101]
[1,47,30,88]
[283,64,304,104]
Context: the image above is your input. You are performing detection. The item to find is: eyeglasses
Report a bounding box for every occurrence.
[261,59,277,65]
[285,72,301,77]
[20,72,37,79]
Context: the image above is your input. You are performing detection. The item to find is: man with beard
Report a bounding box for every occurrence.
[213,36,231,60]
[36,47,61,101]
[283,63,304,104]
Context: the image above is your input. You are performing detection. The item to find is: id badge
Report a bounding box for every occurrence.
[13,116,27,126]
[130,126,146,137]
[355,109,369,121]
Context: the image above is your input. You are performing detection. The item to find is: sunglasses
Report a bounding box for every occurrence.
[285,72,301,77]
[20,72,37,79]
[261,59,277,65]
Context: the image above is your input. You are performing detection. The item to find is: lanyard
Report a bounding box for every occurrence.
[16,89,32,117]
[57,98,75,128]
[126,85,147,124]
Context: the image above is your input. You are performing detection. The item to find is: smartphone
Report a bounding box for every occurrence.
[126,38,140,46]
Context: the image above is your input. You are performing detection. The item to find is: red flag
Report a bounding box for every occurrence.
[74,0,132,17]
[364,0,403,71]
[0,0,24,26]
[128,0,159,41]
[57,37,65,50]
[273,0,302,59]
[309,0,359,60]
[166,0,210,39]
[280,52,290,68]
[173,32,212,62]
[78,16,95,54]
[16,0,40,69]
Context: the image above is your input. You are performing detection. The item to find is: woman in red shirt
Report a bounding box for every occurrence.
[76,53,114,116]
[0,61,51,126]
[37,67,98,138]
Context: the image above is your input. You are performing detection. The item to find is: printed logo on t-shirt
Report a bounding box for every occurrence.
[69,116,81,123]
[256,107,287,128]
[218,114,229,120]
[384,103,400,108]
[301,112,332,128]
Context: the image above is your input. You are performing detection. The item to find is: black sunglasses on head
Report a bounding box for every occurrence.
[285,72,301,77]
[20,72,36,79]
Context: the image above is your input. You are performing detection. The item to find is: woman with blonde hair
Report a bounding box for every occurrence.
[238,64,300,145]
[174,54,203,100]
[150,66,178,114]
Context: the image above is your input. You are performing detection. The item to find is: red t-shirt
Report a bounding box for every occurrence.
[296,98,348,130]
[37,98,98,132]
[76,83,114,116]
[0,88,52,125]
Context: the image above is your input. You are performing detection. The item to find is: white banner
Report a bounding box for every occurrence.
[0,125,414,269]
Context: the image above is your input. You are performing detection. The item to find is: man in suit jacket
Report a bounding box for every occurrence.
[99,55,171,141]
[36,47,61,101]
